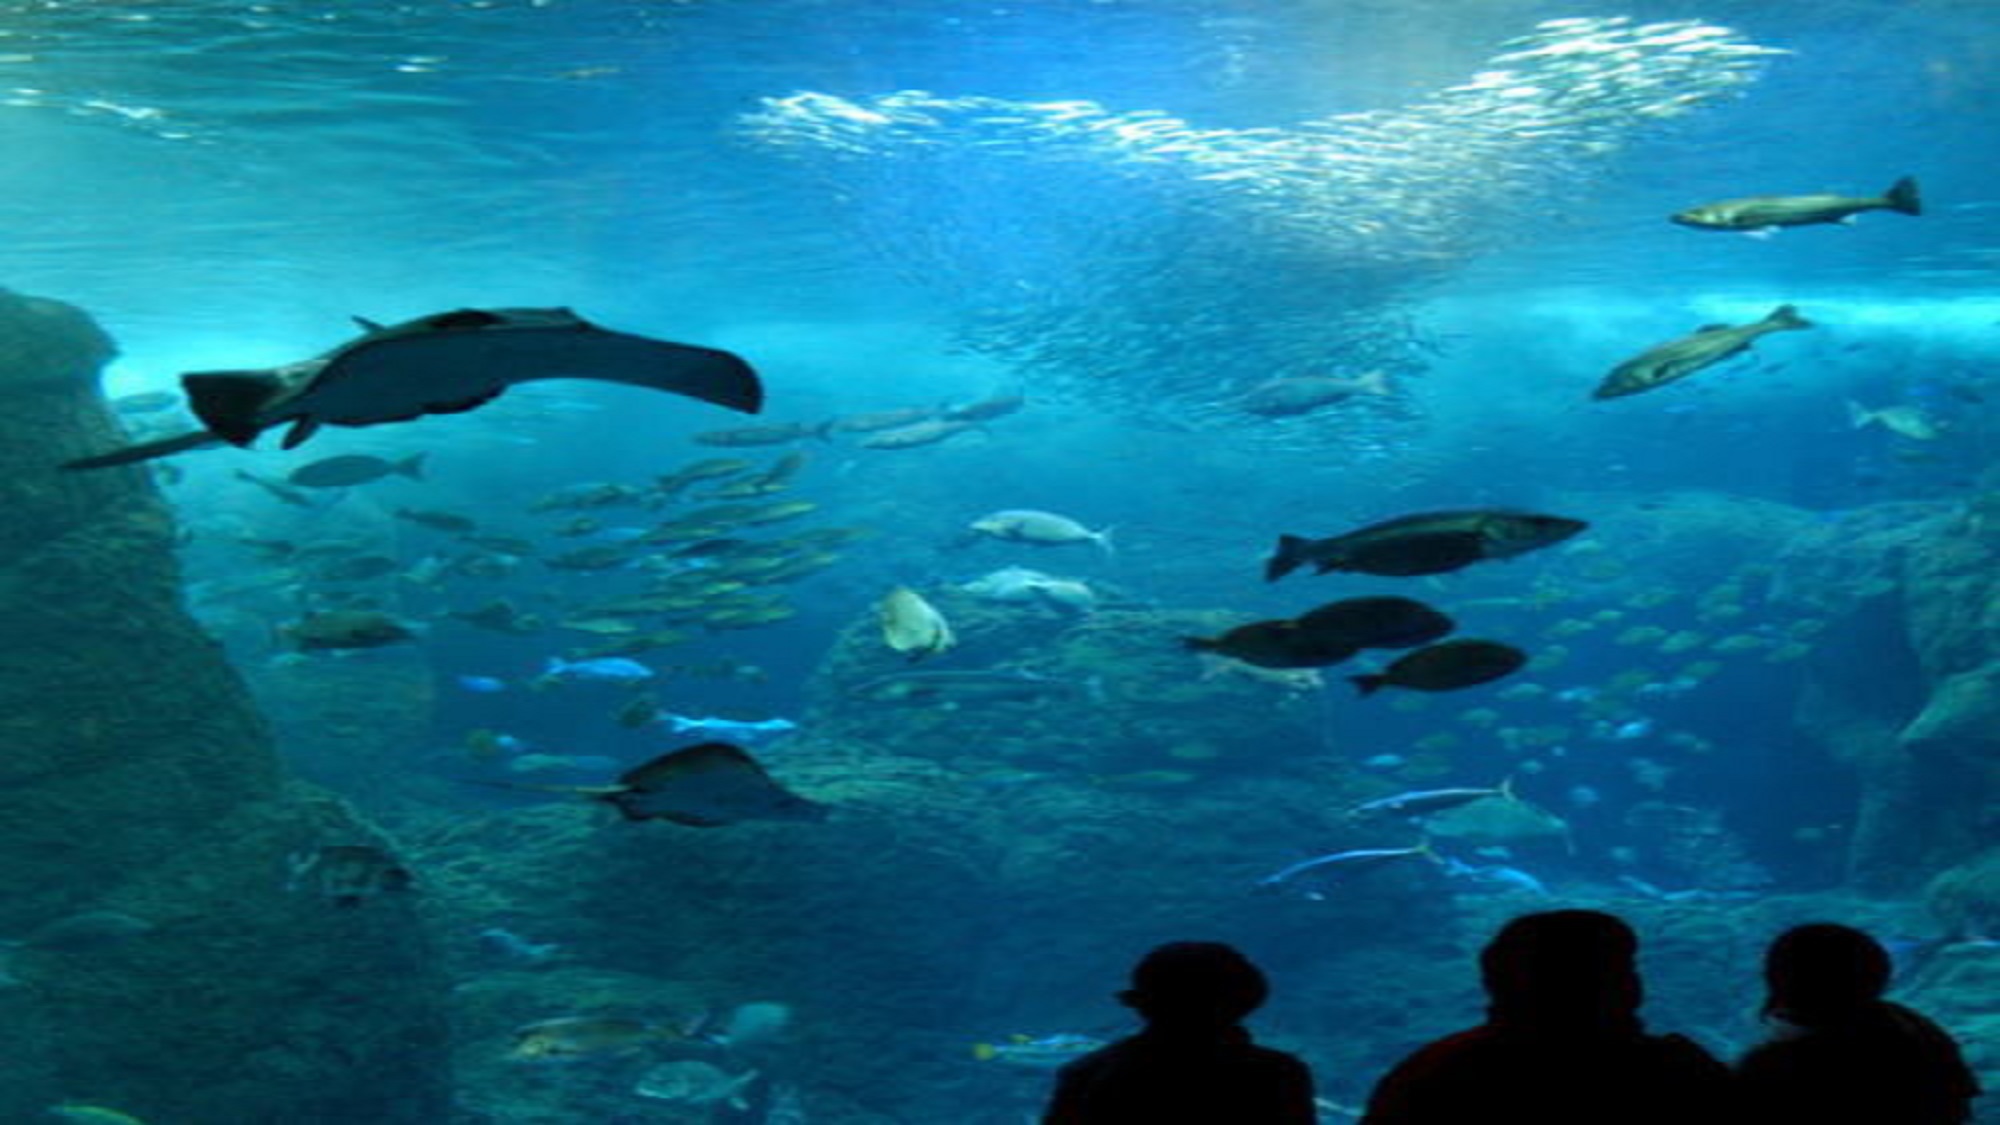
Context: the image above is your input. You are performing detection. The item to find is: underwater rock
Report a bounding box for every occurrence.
[0,288,449,1122]
[1773,499,1996,891]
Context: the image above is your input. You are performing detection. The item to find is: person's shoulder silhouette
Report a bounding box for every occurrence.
[1042,941,1316,1125]
[1736,922,1981,1124]
[1361,909,1731,1125]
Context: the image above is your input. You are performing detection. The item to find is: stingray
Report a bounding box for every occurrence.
[64,307,762,469]
[474,742,828,828]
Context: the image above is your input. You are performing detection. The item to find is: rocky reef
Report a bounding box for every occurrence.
[1774,497,1999,891]
[0,288,450,1123]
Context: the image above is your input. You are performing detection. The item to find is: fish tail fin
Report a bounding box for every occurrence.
[397,453,428,481]
[1354,369,1393,397]
[183,370,285,446]
[1265,535,1309,581]
[1094,526,1116,557]
[1765,304,1811,331]
[1349,673,1387,696]
[1884,175,1921,216]
[1499,775,1517,802]
[1847,400,1877,430]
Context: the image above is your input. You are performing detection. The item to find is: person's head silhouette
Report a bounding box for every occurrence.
[1479,909,1643,1034]
[1117,941,1270,1032]
[1761,922,1893,1027]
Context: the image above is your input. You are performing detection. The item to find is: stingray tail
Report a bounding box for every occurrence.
[62,429,224,471]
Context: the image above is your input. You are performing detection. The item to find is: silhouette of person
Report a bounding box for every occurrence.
[1736,922,1981,1123]
[1359,909,1731,1125]
[1042,940,1316,1124]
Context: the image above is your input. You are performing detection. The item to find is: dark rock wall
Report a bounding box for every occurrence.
[0,288,450,1123]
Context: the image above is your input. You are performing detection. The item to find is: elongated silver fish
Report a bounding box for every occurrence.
[1671,176,1919,232]
[1592,304,1810,400]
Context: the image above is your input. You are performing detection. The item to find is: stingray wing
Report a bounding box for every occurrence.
[603,742,826,827]
[321,309,764,418]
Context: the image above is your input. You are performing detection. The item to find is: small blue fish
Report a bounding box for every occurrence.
[457,674,508,693]
[541,656,655,684]
[665,715,798,740]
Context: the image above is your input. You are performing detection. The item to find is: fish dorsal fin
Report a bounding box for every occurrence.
[352,315,386,332]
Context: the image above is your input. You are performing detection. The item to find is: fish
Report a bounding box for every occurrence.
[1592,305,1811,400]
[285,453,426,488]
[456,675,507,693]
[878,586,956,661]
[595,743,827,826]
[67,308,760,466]
[1238,370,1391,417]
[967,509,1112,553]
[1266,510,1586,580]
[943,392,1026,422]
[1671,176,1920,232]
[655,457,754,493]
[14,910,157,951]
[1293,596,1455,650]
[959,566,1099,612]
[539,655,653,684]
[823,406,939,433]
[393,507,478,533]
[509,1015,680,1062]
[450,600,543,634]
[476,927,562,963]
[858,418,979,449]
[280,610,417,651]
[1182,619,1357,670]
[1423,794,1573,850]
[1193,654,1323,692]
[971,1032,1107,1068]
[311,554,400,582]
[46,1107,149,1125]
[663,714,799,739]
[691,421,825,446]
[472,743,825,827]
[1847,400,1939,440]
[1255,842,1439,891]
[284,844,413,907]
[232,469,317,508]
[635,1060,760,1108]
[1349,639,1528,695]
[1348,778,1515,819]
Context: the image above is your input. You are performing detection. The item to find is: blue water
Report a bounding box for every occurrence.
[7,1,1997,1122]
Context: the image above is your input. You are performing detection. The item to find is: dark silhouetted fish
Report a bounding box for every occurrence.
[1349,638,1527,695]
[1293,596,1455,650]
[287,453,426,488]
[1267,510,1586,580]
[475,743,826,828]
